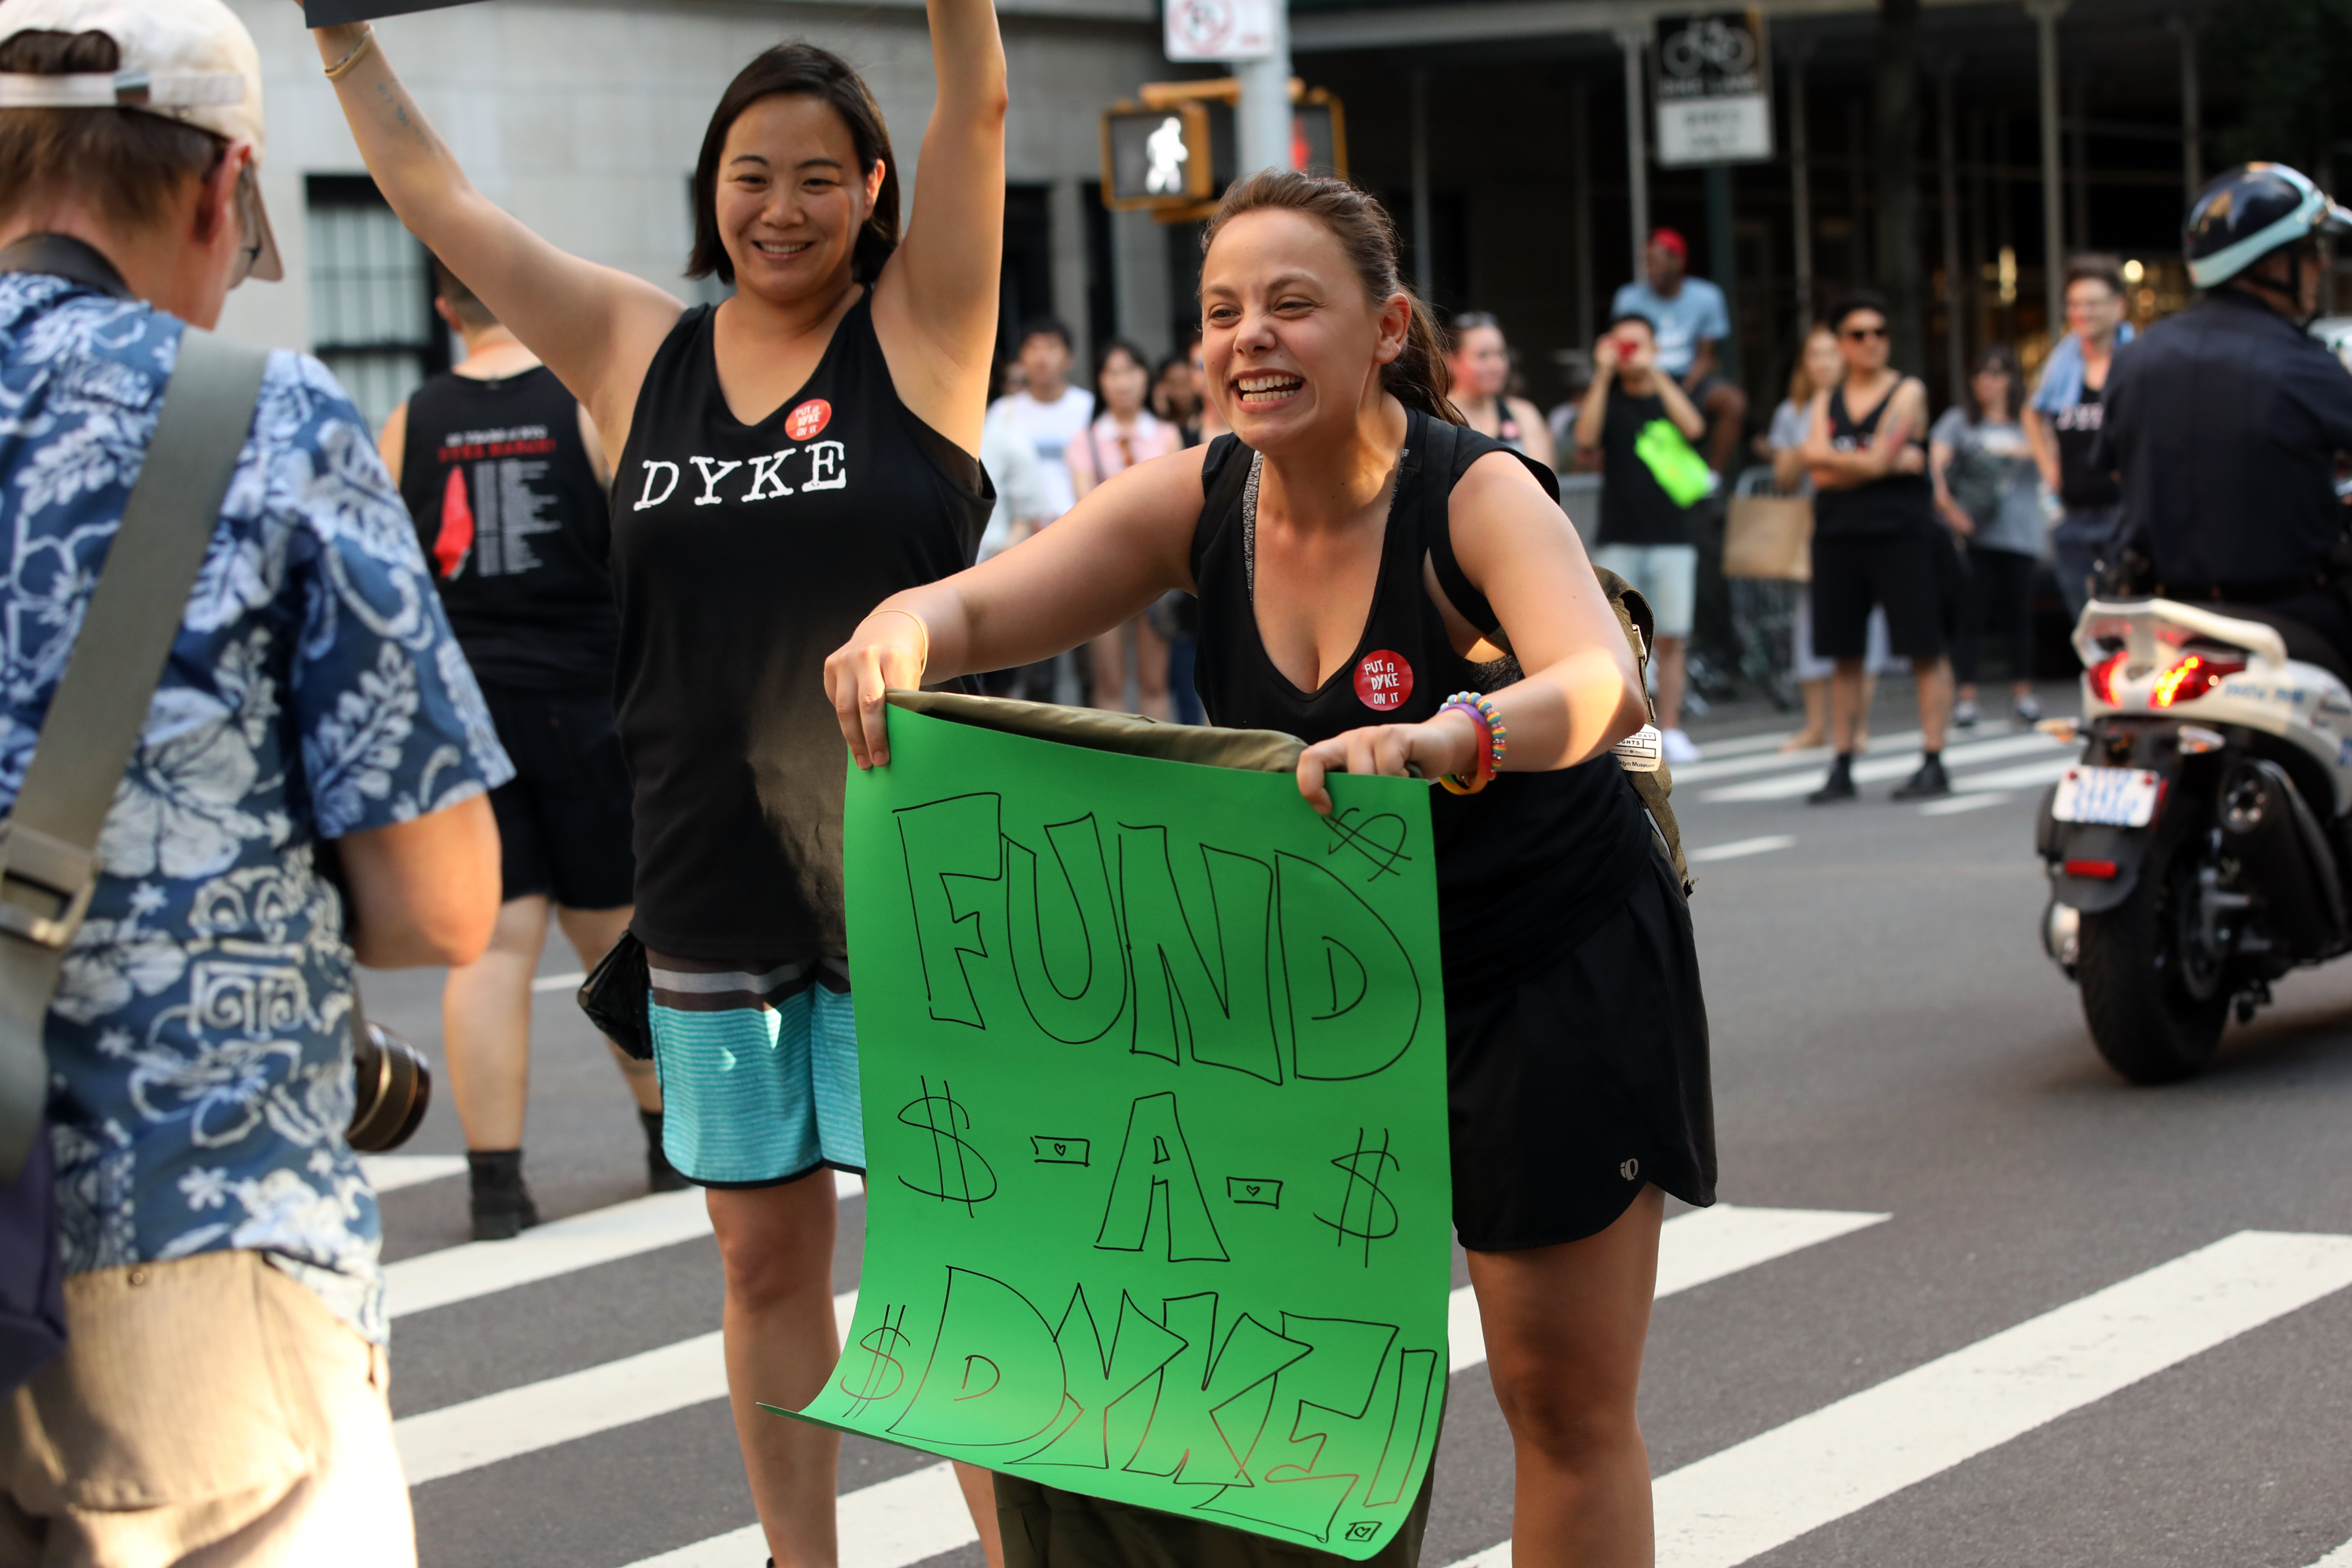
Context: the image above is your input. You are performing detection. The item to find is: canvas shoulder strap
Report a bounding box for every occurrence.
[0,329,270,1179]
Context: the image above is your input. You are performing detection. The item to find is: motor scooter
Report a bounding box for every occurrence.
[2035,597,2352,1081]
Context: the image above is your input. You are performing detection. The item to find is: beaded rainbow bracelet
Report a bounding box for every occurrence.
[1436,691,1507,795]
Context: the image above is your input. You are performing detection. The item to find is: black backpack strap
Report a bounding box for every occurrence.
[0,329,269,1179]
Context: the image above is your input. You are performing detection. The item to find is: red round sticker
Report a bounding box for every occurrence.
[785,399,832,441]
[1354,650,1413,712]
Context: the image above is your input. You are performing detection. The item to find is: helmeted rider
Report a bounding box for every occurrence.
[2098,162,2352,673]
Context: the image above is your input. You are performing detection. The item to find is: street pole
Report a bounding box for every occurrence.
[1619,25,1650,285]
[2029,0,2067,339]
[1789,50,1813,333]
[1570,77,1595,345]
[1235,0,1294,179]
[2171,15,2202,198]
[1410,69,1434,303]
[1939,64,1965,408]
[1708,165,1739,381]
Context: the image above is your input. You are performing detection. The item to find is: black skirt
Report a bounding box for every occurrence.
[1445,846,1717,1252]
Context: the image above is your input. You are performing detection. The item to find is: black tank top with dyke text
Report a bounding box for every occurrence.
[612,294,991,961]
[1189,409,1653,993]
[1812,380,1936,538]
[400,365,617,690]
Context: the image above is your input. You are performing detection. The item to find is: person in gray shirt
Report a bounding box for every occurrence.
[1931,346,2046,728]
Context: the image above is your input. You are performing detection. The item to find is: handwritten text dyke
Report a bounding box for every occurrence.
[792,707,1454,1559]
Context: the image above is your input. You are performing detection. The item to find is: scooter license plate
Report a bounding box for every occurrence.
[2051,766,2162,827]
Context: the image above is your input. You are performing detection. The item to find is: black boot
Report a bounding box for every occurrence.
[1807,751,1858,804]
[1893,753,1953,800]
[641,1109,689,1193]
[467,1149,541,1242]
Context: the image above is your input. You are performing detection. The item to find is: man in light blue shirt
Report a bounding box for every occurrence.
[1611,227,1748,474]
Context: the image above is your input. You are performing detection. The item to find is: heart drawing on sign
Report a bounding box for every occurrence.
[1246,1183,1260,1196]
[1054,1142,1066,1156]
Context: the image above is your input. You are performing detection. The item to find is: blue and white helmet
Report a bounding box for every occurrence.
[2184,163,2352,289]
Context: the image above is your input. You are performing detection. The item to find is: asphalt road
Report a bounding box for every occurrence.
[365,680,2352,1568]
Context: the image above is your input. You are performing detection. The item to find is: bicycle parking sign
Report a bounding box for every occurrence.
[1653,9,1773,166]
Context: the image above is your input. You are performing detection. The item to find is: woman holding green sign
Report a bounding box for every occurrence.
[829,169,1715,1567]
[300,2,1011,1562]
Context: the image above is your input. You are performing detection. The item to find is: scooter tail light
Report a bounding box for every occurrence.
[2063,858,2120,879]
[2087,650,2130,706]
[2150,652,2247,708]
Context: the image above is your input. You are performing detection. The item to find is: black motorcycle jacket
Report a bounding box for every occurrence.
[2097,288,2352,592]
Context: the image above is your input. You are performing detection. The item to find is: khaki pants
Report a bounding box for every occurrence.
[0,1250,414,1568]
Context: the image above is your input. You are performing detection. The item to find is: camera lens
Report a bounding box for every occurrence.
[349,1022,431,1152]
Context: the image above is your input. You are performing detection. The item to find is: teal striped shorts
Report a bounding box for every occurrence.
[644,953,864,1187]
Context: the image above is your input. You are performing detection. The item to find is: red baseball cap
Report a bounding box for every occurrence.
[1650,227,1690,260]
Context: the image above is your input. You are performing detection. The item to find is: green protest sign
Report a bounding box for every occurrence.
[772,701,1451,1559]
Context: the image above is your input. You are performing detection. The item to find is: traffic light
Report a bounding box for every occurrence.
[1101,82,1346,220]
[1102,101,1213,210]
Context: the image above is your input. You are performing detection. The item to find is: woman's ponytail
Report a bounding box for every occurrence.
[1202,170,1465,426]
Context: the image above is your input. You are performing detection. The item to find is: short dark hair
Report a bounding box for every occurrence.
[1826,290,1890,332]
[1603,311,1657,339]
[688,43,900,288]
[1960,343,2023,423]
[0,29,228,236]
[430,256,496,331]
[2063,253,2127,297]
[1092,336,1149,384]
[1018,318,1074,354]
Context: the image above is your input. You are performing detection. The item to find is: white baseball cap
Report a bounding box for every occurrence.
[0,0,281,281]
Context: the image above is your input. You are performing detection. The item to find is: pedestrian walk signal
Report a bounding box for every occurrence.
[1103,102,1214,209]
[1102,82,1348,220]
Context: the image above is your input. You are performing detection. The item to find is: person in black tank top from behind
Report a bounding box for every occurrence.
[829,170,1715,1568]
[384,260,675,1241]
[305,7,1012,1559]
[1798,292,1958,802]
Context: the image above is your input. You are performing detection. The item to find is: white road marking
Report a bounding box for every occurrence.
[477,1207,1878,1568]
[1443,1229,2352,1568]
[384,1172,863,1320]
[1918,792,2011,816]
[398,1291,857,1484]
[1702,733,2063,804]
[1953,755,2076,793]
[531,971,588,993]
[623,1461,971,1568]
[359,1154,466,1192]
[2307,1537,2352,1566]
[1687,835,1796,865]
[1668,729,1926,786]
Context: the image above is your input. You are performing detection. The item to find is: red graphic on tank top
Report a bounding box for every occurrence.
[434,466,474,579]
[786,399,833,441]
[1355,650,1413,711]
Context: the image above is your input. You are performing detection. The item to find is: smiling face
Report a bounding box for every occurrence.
[1199,208,1408,454]
[713,93,883,305]
[1447,325,1509,400]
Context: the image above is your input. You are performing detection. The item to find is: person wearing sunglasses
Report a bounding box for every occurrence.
[1797,292,1955,803]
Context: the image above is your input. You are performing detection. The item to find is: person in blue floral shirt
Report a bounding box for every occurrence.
[0,2,505,1562]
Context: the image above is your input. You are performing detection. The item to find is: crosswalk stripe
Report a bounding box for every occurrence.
[586,1206,1882,1568]
[359,1154,466,1192]
[397,1291,858,1483]
[383,1174,865,1321]
[1686,835,1795,865]
[2307,1537,2352,1566]
[1443,1229,2352,1568]
[1703,732,2063,803]
[1918,792,2010,816]
[1954,754,2074,793]
[531,970,589,993]
[1668,729,1926,786]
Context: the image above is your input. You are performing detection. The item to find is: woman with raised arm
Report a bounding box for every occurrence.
[300,8,1007,1563]
[827,171,1715,1568]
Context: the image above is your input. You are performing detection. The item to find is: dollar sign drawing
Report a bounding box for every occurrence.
[840,1303,908,1413]
[1315,1127,1400,1265]
[897,1076,997,1215]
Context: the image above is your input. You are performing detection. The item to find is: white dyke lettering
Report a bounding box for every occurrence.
[633,460,681,511]
[691,456,746,506]
[742,449,797,502]
[804,440,848,492]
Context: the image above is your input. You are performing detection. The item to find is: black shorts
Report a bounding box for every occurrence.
[1809,526,1950,662]
[482,683,635,909]
[1446,849,1716,1253]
